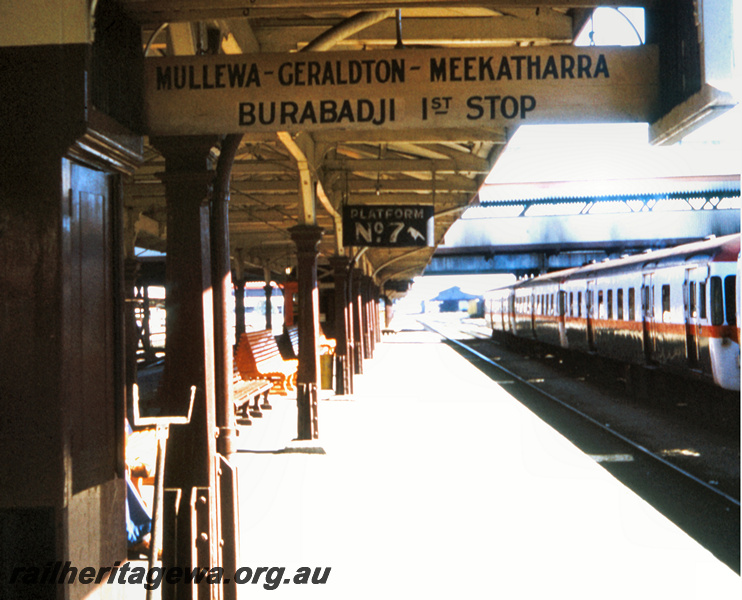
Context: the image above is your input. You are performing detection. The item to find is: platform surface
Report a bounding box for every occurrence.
[233,322,741,600]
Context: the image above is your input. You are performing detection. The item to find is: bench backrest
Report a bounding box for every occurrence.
[236,330,282,372]
[233,360,244,382]
[283,324,337,357]
[286,325,299,357]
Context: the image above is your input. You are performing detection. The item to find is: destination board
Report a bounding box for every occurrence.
[342,205,434,248]
[144,46,659,135]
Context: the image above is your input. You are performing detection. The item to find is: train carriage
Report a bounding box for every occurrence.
[483,234,740,391]
[486,286,513,334]
[523,275,565,347]
[512,284,535,339]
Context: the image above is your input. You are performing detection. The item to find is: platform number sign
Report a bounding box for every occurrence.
[342,205,434,248]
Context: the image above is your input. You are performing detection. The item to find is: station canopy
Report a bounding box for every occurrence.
[120,1,665,298]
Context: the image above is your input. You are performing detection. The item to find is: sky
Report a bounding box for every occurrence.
[400,7,741,312]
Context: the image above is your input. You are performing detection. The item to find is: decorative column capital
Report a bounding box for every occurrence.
[329,255,352,275]
[289,224,324,251]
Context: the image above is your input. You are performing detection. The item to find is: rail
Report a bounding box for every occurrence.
[419,318,741,508]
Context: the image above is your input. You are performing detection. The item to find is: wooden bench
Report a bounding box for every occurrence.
[235,330,298,395]
[232,362,272,425]
[283,325,336,359]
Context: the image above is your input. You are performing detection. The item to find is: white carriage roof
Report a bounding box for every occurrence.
[479,174,740,204]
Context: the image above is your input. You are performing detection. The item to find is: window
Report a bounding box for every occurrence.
[661,284,671,318]
[628,288,635,320]
[598,290,604,319]
[699,282,707,319]
[724,275,737,326]
[569,292,574,316]
[577,292,582,318]
[617,288,624,320]
[607,289,613,319]
[710,276,723,325]
[689,281,697,317]
[642,284,656,318]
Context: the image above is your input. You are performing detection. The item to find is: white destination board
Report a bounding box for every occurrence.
[144,46,659,135]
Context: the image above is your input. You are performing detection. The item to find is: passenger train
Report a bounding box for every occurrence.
[484,234,740,391]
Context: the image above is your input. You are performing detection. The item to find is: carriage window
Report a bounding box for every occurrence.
[598,290,604,319]
[725,275,736,326]
[710,277,723,325]
[699,282,707,319]
[617,289,624,320]
[577,292,582,317]
[550,294,555,315]
[569,292,574,316]
[558,291,565,316]
[661,285,671,318]
[607,290,613,319]
[689,281,697,317]
[628,288,635,320]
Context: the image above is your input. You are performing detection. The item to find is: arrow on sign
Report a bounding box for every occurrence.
[408,227,424,241]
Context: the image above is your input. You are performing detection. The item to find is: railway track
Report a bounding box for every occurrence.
[420,316,741,574]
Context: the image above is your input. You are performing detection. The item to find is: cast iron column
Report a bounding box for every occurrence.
[384,295,394,330]
[264,284,273,331]
[374,284,382,343]
[364,276,375,358]
[330,256,352,395]
[212,133,242,460]
[359,274,371,359]
[345,272,356,380]
[289,224,323,440]
[351,268,364,374]
[152,135,220,600]
[234,278,246,346]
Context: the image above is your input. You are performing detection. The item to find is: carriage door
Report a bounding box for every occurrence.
[558,290,568,346]
[683,268,700,367]
[508,294,516,333]
[641,272,657,362]
[586,280,596,351]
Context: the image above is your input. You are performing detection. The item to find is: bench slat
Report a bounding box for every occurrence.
[235,330,298,395]
[232,361,272,424]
